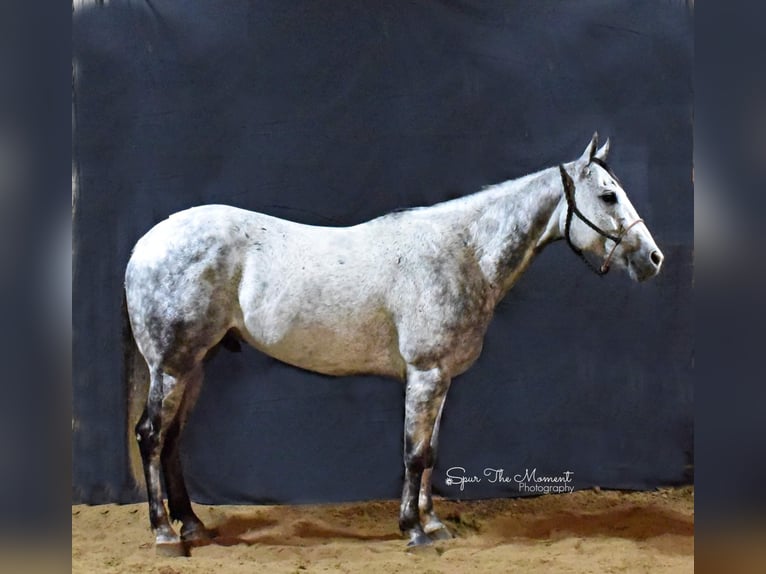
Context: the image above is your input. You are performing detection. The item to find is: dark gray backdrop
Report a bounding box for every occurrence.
[72,1,693,504]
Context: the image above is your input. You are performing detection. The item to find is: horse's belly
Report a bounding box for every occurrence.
[249,315,406,379]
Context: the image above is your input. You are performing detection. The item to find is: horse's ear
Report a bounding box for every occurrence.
[580,131,599,163]
[594,138,610,161]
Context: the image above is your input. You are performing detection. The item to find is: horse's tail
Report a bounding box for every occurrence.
[123,290,148,492]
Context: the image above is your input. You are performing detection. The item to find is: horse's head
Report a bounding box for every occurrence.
[558,133,664,282]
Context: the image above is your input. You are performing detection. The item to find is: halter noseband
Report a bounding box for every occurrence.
[558,164,644,276]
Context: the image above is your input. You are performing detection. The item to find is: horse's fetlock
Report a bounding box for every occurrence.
[399,509,420,533]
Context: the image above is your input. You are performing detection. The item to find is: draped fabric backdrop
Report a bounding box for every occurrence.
[73,1,693,504]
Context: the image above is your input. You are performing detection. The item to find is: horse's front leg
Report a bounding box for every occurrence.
[418,394,453,540]
[399,365,451,547]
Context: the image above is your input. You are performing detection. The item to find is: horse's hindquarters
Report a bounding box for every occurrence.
[125,207,254,373]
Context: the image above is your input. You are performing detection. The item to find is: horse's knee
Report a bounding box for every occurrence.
[404,438,434,471]
[405,452,435,474]
[135,411,157,457]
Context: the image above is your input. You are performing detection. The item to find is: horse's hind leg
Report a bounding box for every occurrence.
[161,365,212,544]
[399,366,451,547]
[135,367,188,556]
[418,394,453,540]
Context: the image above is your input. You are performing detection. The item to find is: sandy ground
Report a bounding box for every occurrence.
[72,487,693,574]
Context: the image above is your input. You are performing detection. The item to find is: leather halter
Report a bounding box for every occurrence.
[558,164,644,276]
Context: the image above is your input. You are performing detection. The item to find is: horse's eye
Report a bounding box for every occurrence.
[600,192,618,205]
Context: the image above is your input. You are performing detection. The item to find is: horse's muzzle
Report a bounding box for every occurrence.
[630,247,664,282]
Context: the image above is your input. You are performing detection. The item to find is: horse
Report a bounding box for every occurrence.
[123,133,664,555]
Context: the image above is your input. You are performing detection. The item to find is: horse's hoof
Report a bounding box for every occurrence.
[427,527,454,541]
[406,530,433,549]
[155,540,189,557]
[181,524,217,544]
[423,517,453,538]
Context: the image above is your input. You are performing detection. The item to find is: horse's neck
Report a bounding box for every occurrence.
[465,167,564,297]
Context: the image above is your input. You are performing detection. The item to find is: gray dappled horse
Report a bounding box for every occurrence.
[124,133,663,555]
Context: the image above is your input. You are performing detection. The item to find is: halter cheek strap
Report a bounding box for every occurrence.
[558,165,644,276]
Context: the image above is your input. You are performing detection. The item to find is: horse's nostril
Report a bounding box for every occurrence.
[650,250,663,267]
